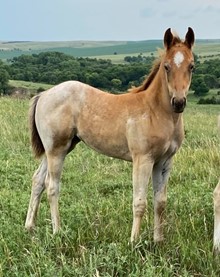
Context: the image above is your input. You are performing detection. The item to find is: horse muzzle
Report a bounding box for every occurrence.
[171,97,186,113]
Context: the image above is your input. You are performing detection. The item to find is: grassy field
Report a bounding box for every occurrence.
[9,80,52,91]
[0,40,162,61]
[0,39,220,63]
[0,96,219,276]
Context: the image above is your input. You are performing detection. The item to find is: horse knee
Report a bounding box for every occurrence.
[32,162,47,191]
[133,199,146,217]
[155,193,167,214]
[47,186,58,197]
[31,172,45,194]
[47,185,59,199]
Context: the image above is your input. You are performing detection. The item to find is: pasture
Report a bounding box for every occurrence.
[1,39,220,63]
[0,96,219,276]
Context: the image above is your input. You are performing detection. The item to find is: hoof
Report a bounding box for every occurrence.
[154,235,164,243]
[25,223,35,232]
[213,245,220,256]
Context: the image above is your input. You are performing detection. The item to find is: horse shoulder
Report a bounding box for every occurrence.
[126,112,184,159]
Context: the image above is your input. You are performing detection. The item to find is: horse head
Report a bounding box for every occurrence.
[163,27,195,113]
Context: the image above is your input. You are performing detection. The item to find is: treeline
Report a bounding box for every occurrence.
[6,52,154,93]
[191,58,220,96]
[0,51,220,95]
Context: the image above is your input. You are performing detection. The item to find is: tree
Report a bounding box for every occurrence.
[0,68,10,95]
[191,75,209,96]
[111,78,122,90]
[204,74,219,89]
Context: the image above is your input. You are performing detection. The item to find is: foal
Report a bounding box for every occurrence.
[25,27,195,243]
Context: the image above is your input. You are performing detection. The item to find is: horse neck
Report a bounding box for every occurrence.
[145,65,183,124]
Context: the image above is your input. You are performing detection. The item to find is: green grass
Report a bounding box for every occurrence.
[0,97,219,276]
[9,80,52,91]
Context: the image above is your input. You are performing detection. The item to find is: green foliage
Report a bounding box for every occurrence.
[8,52,153,91]
[204,74,219,89]
[0,50,220,96]
[0,68,10,94]
[124,55,154,63]
[37,87,45,93]
[0,98,220,276]
[0,60,10,94]
[190,58,220,95]
[111,78,122,91]
[191,74,209,96]
[197,96,220,104]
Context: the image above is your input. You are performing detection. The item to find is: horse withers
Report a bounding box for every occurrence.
[25,28,195,243]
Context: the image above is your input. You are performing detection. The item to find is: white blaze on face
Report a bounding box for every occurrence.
[174,51,184,68]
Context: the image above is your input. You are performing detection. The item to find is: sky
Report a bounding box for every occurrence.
[1,0,220,41]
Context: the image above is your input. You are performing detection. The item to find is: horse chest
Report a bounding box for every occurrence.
[126,116,183,159]
[164,138,180,157]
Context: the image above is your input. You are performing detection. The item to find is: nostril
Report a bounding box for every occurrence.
[171,96,187,113]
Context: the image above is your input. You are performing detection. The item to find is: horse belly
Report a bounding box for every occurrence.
[77,128,132,161]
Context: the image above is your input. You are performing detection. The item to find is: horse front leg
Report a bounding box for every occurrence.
[152,158,172,242]
[213,179,220,254]
[131,154,153,242]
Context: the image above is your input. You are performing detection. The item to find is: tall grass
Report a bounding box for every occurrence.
[0,97,219,276]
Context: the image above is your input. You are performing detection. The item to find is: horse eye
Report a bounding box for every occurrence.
[189,64,195,72]
[164,63,170,73]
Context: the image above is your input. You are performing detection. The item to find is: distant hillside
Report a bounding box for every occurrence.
[0,40,162,61]
[0,39,220,62]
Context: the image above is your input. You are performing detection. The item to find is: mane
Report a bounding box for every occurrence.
[128,58,161,94]
[171,31,182,44]
[128,32,182,94]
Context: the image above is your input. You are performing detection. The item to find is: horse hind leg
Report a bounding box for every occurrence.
[213,179,220,254]
[25,157,48,231]
[46,137,80,233]
[45,150,68,234]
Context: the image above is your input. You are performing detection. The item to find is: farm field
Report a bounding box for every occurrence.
[0,39,220,62]
[0,97,219,276]
[0,40,162,61]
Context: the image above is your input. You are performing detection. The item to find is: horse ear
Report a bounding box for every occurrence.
[164,28,173,49]
[184,27,195,49]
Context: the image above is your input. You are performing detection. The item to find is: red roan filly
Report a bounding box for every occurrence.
[25,28,195,243]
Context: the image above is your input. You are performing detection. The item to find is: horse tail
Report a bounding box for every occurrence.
[29,94,45,158]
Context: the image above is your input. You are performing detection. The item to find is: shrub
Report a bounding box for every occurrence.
[197,96,220,104]
[37,87,45,93]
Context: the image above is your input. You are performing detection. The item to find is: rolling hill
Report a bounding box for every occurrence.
[0,39,220,62]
